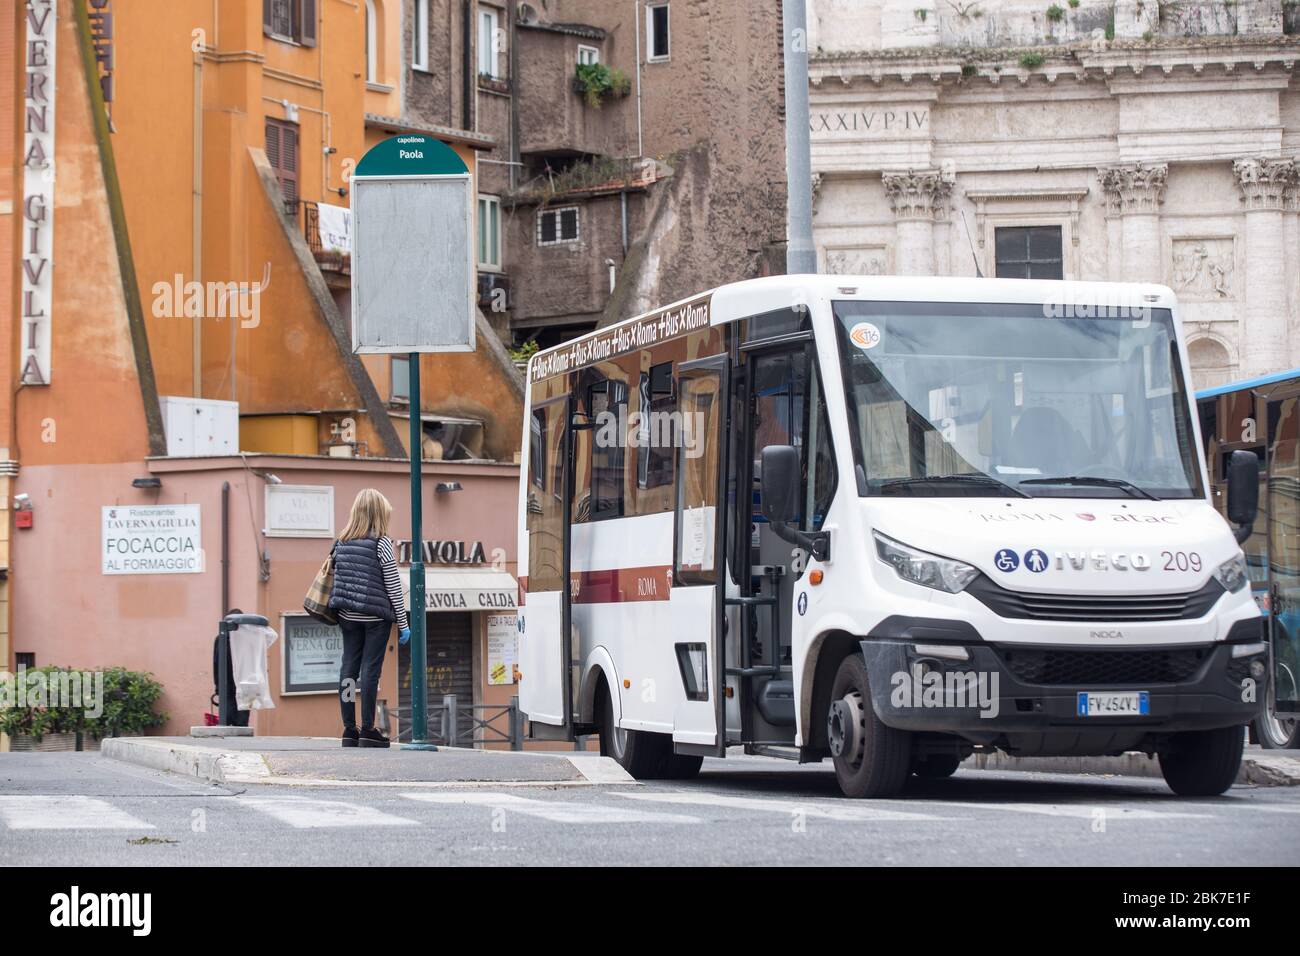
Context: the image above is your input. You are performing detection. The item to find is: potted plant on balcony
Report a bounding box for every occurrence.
[0,666,166,752]
[573,62,631,108]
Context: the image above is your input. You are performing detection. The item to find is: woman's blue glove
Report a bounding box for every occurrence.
[399,627,411,646]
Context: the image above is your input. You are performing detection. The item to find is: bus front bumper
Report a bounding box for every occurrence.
[855,617,1265,740]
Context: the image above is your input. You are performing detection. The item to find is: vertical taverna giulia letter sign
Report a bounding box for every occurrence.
[22,0,56,386]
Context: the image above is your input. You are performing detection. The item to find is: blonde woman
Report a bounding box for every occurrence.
[329,489,411,748]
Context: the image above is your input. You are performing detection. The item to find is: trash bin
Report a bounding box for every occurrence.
[210,613,275,732]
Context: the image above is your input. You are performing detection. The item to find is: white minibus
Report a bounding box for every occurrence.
[516,275,1264,798]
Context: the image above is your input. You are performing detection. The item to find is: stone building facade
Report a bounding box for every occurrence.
[808,0,1300,386]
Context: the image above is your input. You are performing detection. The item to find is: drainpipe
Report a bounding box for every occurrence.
[463,0,473,131]
[633,0,643,158]
[221,481,230,614]
[508,0,520,190]
[192,46,204,396]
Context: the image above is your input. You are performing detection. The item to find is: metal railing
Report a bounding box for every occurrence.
[438,694,524,750]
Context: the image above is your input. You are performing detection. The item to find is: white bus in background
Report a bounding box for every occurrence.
[516,275,1265,798]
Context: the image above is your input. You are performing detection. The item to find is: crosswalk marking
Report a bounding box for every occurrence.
[0,796,155,831]
[237,795,419,829]
[1184,801,1300,815]
[402,791,702,824]
[612,790,950,821]
[911,800,1213,820]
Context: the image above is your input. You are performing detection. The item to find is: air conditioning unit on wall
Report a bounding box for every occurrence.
[160,396,240,457]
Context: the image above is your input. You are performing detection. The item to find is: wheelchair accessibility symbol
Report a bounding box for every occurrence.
[994,549,1020,572]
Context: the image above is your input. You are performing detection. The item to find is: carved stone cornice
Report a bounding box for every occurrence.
[1096,162,1168,215]
[882,168,953,221]
[1233,157,1299,211]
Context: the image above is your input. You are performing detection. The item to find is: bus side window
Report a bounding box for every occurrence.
[804,362,836,533]
[637,362,676,493]
[528,398,568,592]
[588,377,627,521]
[677,366,723,584]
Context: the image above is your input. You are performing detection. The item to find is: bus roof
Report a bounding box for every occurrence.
[709,274,1176,327]
[532,275,1178,355]
[1195,367,1300,400]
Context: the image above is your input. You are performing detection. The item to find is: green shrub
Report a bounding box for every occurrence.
[0,666,166,741]
[1019,52,1046,68]
[1046,3,1066,21]
[509,340,539,363]
[574,63,632,109]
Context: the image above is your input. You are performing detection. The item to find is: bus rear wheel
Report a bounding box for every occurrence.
[599,681,670,779]
[827,655,911,798]
[1157,725,1245,797]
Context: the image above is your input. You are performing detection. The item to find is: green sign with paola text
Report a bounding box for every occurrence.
[354,135,468,178]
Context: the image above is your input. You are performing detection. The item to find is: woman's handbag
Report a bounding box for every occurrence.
[303,545,338,625]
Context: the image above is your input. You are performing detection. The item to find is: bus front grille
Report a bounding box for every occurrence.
[965,575,1224,623]
[997,646,1212,685]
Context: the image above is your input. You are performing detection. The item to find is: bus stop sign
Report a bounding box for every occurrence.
[350,135,475,353]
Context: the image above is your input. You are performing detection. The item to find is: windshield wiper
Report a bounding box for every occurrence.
[1019,475,1160,501]
[880,474,1031,499]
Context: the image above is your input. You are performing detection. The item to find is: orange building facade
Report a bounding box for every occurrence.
[3,0,528,744]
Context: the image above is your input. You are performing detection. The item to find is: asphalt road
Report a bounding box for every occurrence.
[1,752,1298,866]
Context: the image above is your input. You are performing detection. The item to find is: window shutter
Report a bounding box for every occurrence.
[265,119,299,205]
[265,119,281,170]
[263,0,274,35]
[281,125,299,203]
[299,0,317,46]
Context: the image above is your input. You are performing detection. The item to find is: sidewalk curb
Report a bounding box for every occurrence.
[965,751,1300,786]
[100,737,636,788]
[102,738,272,785]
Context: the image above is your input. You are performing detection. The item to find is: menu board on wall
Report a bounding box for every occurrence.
[486,613,518,686]
[282,615,344,694]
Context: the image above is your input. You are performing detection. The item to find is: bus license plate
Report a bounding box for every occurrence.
[1077,691,1149,717]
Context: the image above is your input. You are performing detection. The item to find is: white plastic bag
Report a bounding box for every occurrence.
[229,624,278,711]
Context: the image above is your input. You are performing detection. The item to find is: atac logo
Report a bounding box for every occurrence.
[848,322,882,350]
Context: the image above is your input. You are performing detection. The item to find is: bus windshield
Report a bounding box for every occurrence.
[833,300,1203,500]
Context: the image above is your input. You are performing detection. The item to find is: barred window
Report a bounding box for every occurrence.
[537,206,579,246]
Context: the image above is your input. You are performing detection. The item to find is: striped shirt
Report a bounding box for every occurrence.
[336,536,410,631]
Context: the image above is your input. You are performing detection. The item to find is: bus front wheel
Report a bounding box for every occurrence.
[599,682,670,779]
[828,655,912,798]
[1157,725,1245,796]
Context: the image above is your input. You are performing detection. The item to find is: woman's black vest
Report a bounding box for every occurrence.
[329,538,395,621]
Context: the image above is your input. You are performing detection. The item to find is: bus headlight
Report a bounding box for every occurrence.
[1213,553,1248,593]
[873,531,978,594]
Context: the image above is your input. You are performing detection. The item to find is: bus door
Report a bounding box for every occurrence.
[729,340,816,749]
[1266,393,1300,725]
[521,395,577,736]
[671,357,728,755]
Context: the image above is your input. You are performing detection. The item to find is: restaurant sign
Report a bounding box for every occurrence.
[102,505,203,575]
[21,0,56,386]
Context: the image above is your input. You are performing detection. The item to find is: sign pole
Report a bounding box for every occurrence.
[406,352,435,750]
[349,134,475,751]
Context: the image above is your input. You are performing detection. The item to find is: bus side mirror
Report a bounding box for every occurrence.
[1226,450,1259,544]
[760,445,801,525]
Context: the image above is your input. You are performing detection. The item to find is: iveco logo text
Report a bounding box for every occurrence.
[1090,630,1126,639]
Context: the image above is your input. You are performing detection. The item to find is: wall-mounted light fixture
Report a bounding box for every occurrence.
[435,482,463,494]
[257,472,282,485]
[132,477,163,489]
